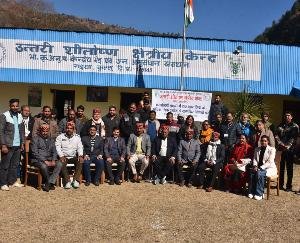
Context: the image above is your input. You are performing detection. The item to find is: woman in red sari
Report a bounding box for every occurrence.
[223,134,254,193]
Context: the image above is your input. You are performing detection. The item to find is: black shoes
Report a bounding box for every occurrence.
[42,184,50,192]
[94,181,100,186]
[85,181,90,186]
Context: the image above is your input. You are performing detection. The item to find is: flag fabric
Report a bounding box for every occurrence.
[184,0,194,27]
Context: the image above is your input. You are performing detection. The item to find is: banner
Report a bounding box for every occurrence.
[151,89,212,121]
[0,38,261,81]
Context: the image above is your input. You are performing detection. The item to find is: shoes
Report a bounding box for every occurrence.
[206,187,213,192]
[187,183,193,188]
[1,185,10,191]
[137,175,142,183]
[115,180,121,185]
[279,185,284,190]
[10,182,24,188]
[49,184,55,190]
[295,190,300,195]
[285,187,292,192]
[94,181,100,186]
[72,180,80,189]
[42,184,49,192]
[160,176,167,185]
[179,181,185,187]
[133,174,137,183]
[254,195,263,200]
[64,182,71,189]
[109,180,114,185]
[85,181,90,186]
[153,176,159,185]
[197,185,203,189]
[248,193,254,199]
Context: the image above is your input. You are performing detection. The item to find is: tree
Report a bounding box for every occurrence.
[16,0,55,13]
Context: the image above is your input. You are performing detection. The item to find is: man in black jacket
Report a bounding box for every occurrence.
[151,125,177,185]
[102,105,120,138]
[120,103,140,143]
[104,127,126,185]
[197,132,225,192]
[208,95,228,124]
[30,124,62,192]
[0,98,25,191]
[81,125,105,186]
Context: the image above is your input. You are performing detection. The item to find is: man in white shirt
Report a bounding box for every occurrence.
[55,122,83,189]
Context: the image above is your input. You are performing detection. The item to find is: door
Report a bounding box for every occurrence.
[120,92,143,111]
[52,89,75,121]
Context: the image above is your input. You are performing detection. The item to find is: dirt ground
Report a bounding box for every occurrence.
[0,165,299,243]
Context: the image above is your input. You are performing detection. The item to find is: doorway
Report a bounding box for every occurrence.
[52,89,75,121]
[120,92,143,111]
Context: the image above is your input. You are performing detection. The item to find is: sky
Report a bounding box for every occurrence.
[49,0,295,41]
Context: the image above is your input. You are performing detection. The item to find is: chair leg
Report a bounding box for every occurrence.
[266,178,270,200]
[24,171,28,187]
[276,178,280,196]
[37,173,42,190]
[100,171,105,184]
[121,171,125,183]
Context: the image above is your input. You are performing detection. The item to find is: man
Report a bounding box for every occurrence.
[220,112,242,163]
[139,91,151,110]
[208,94,228,124]
[127,123,151,182]
[81,108,105,138]
[145,110,160,143]
[58,109,82,134]
[55,122,84,189]
[238,112,255,140]
[211,112,223,133]
[76,105,89,125]
[104,127,126,185]
[138,99,152,123]
[275,111,299,191]
[0,98,25,190]
[120,103,140,143]
[177,128,201,187]
[81,125,105,186]
[163,112,180,141]
[21,105,35,140]
[151,125,177,185]
[261,111,275,134]
[197,132,225,192]
[102,105,120,138]
[32,106,58,138]
[30,124,62,192]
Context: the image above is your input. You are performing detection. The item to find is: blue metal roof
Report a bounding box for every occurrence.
[0,28,299,95]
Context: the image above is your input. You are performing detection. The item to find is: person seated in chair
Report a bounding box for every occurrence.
[55,122,84,189]
[248,135,277,200]
[81,125,105,186]
[151,125,177,185]
[127,123,151,182]
[197,132,225,192]
[104,127,126,185]
[30,124,62,192]
[177,128,201,188]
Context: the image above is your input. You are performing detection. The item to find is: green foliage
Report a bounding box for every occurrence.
[255,0,300,45]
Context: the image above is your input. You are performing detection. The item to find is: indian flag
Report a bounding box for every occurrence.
[184,0,194,27]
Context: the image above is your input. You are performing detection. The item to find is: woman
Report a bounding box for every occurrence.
[223,134,253,193]
[199,120,214,144]
[251,120,275,148]
[178,115,199,140]
[248,135,277,200]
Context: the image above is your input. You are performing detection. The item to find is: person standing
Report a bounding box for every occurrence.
[58,109,82,135]
[208,95,228,124]
[275,111,299,191]
[120,103,140,143]
[102,105,120,138]
[81,108,106,138]
[0,98,25,190]
[144,110,160,143]
[21,105,34,140]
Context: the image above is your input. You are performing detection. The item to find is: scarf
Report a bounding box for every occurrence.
[206,140,221,164]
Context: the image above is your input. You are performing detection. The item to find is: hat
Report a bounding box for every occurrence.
[39,124,50,132]
[213,131,220,137]
[136,122,144,128]
[66,121,75,128]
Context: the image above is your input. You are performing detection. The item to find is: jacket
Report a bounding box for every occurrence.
[104,137,126,158]
[177,138,201,163]
[252,145,277,177]
[127,133,151,156]
[0,111,25,147]
[152,136,178,158]
[58,118,83,135]
[204,142,225,165]
[120,112,141,139]
[30,135,57,163]
[220,122,242,147]
[251,129,275,148]
[81,135,104,157]
[102,114,120,138]
[32,116,58,139]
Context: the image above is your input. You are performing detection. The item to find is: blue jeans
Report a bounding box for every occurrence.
[83,156,104,183]
[248,169,267,196]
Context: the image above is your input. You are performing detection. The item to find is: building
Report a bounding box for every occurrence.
[0,28,299,123]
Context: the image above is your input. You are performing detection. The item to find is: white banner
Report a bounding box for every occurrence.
[151,89,212,122]
[0,39,261,81]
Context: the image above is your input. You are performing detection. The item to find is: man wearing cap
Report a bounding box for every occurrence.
[197,131,225,192]
[127,122,151,182]
[0,98,25,191]
[30,124,62,192]
[151,125,177,185]
[177,128,201,187]
[81,108,105,138]
[55,122,84,189]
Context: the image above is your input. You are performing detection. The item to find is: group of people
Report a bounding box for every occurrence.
[0,93,299,200]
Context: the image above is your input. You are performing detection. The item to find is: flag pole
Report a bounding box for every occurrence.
[180,1,186,91]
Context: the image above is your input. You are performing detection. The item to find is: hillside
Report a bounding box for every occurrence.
[255,0,300,45]
[0,0,179,37]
